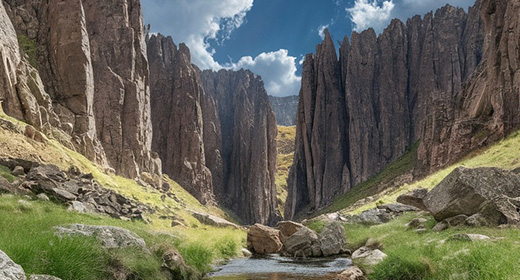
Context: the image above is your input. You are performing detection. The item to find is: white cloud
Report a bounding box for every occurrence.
[318,24,330,40]
[346,0,475,34]
[347,0,395,33]
[229,50,301,97]
[143,0,253,69]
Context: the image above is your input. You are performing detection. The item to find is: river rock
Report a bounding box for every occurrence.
[281,226,321,257]
[424,167,520,226]
[336,266,366,280]
[277,221,305,242]
[54,224,148,252]
[319,222,347,256]
[0,249,26,280]
[247,224,283,254]
[396,188,428,210]
[448,233,491,242]
[352,247,387,267]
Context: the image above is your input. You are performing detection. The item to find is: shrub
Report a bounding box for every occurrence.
[17,34,38,68]
[179,242,213,274]
[214,236,238,259]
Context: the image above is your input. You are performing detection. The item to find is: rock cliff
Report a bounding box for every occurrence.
[1,0,160,178]
[147,34,279,224]
[202,69,279,224]
[268,95,298,126]
[147,34,215,204]
[286,0,520,218]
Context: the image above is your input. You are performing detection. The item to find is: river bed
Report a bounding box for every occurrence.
[206,254,351,280]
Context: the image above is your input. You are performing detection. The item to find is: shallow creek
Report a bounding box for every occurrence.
[206,254,351,280]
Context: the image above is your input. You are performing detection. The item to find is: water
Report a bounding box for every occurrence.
[206,254,351,280]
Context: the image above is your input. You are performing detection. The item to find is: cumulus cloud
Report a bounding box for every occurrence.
[229,50,301,97]
[143,0,253,69]
[318,24,330,40]
[347,0,395,33]
[346,0,474,34]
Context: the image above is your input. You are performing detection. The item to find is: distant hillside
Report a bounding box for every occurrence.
[269,95,298,126]
[275,125,296,217]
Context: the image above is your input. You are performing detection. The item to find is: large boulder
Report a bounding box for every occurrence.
[319,222,347,256]
[352,246,387,267]
[0,249,26,280]
[277,221,305,242]
[281,226,321,257]
[54,224,148,252]
[246,224,283,254]
[424,167,520,225]
[396,188,428,210]
[190,211,239,229]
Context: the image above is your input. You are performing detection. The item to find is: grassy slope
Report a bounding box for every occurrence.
[275,125,296,216]
[345,213,520,280]
[0,108,246,279]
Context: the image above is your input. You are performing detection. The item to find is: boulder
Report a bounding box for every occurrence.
[161,249,196,280]
[241,248,252,257]
[12,166,25,176]
[377,203,420,213]
[407,218,428,229]
[336,266,366,280]
[0,176,13,194]
[352,247,387,267]
[424,167,520,226]
[54,224,148,252]
[448,234,491,242]
[281,227,321,257]
[190,211,239,229]
[36,193,50,201]
[277,221,305,242]
[319,222,347,256]
[30,275,62,280]
[0,249,26,280]
[247,224,283,254]
[396,188,428,210]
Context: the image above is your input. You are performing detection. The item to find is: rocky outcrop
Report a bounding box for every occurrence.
[424,167,520,226]
[1,0,160,178]
[147,34,214,204]
[201,69,279,225]
[268,95,298,126]
[287,0,520,218]
[0,249,26,280]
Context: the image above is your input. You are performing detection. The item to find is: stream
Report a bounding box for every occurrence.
[206,254,351,280]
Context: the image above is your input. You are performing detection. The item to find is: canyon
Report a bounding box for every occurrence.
[286,0,520,218]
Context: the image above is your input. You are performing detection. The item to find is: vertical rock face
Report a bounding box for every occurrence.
[268,95,299,126]
[1,0,159,177]
[147,34,214,204]
[287,1,519,219]
[202,69,279,224]
[83,0,159,178]
[147,34,278,224]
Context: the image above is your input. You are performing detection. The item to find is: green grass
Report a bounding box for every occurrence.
[349,130,520,214]
[18,34,38,68]
[344,213,520,280]
[306,219,328,234]
[318,141,420,215]
[0,165,16,183]
[275,126,296,217]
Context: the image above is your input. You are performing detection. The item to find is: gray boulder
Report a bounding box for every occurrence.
[12,166,25,176]
[448,233,491,242]
[0,249,26,280]
[54,224,148,252]
[319,222,346,256]
[337,266,366,280]
[190,211,240,229]
[424,167,520,226]
[281,226,321,257]
[352,246,387,267]
[396,188,428,210]
[277,221,305,242]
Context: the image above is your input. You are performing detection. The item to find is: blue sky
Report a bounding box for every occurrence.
[142,0,475,97]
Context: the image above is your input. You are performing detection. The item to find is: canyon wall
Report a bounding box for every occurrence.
[286,0,520,218]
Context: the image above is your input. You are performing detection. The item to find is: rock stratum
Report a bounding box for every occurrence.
[0,0,160,178]
[286,0,520,218]
[147,34,279,224]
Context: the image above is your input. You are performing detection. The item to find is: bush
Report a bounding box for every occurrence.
[370,255,432,280]
[17,34,38,68]
[179,242,213,274]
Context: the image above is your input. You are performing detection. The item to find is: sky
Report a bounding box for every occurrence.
[141,0,475,97]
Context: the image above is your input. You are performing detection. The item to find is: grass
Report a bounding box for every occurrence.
[0,165,16,183]
[18,34,38,68]
[349,130,520,214]
[344,213,520,280]
[318,141,420,215]
[0,112,246,279]
[275,125,296,216]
